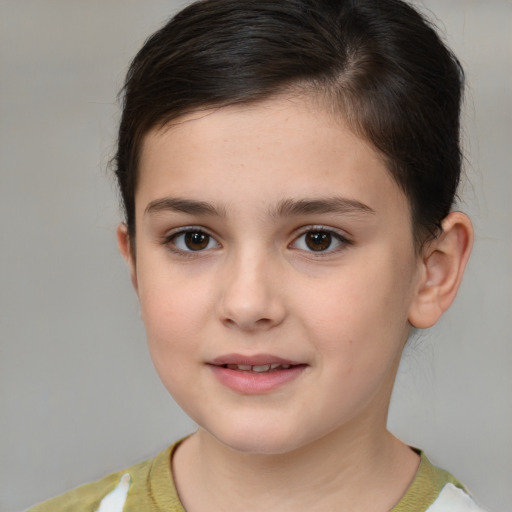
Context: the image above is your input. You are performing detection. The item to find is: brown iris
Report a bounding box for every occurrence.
[184,231,210,250]
[305,231,332,251]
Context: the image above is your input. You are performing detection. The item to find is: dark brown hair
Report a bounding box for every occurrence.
[114,0,464,249]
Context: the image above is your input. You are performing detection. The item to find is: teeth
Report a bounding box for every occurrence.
[252,364,271,372]
[224,363,294,372]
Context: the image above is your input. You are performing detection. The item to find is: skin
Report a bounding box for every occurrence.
[118,95,473,511]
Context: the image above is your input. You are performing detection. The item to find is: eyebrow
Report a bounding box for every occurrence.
[271,197,375,217]
[144,197,227,217]
[144,196,375,218]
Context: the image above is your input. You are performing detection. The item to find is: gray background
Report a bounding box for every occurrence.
[1,1,510,511]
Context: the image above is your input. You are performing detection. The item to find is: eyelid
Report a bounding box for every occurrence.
[289,225,352,254]
[160,224,351,256]
[162,225,221,254]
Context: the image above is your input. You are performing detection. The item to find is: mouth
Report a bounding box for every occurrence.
[208,354,307,393]
[209,353,305,371]
[217,363,299,373]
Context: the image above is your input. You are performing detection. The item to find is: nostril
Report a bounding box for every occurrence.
[218,282,286,330]
[222,315,277,331]
[255,318,272,326]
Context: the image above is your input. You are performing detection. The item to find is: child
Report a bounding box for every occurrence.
[28,0,485,510]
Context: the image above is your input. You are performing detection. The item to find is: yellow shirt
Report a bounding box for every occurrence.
[26,443,484,512]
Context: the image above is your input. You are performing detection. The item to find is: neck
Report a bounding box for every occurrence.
[172,414,419,512]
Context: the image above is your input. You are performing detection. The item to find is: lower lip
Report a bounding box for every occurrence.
[209,365,306,394]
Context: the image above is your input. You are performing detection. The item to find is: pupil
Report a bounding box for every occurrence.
[185,232,209,250]
[305,231,331,251]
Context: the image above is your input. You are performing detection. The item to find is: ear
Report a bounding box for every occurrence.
[408,212,473,329]
[116,223,139,294]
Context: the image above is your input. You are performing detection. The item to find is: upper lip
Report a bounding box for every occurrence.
[209,353,303,366]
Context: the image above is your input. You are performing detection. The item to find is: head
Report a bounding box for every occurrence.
[114,0,473,454]
[115,0,465,252]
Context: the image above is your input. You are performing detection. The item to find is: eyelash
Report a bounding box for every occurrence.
[290,226,352,256]
[163,227,220,256]
[162,226,352,256]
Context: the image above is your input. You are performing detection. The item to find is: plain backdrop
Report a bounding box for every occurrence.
[1,1,510,511]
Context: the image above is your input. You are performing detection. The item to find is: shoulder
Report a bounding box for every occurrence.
[25,445,180,512]
[392,450,488,512]
[426,482,487,512]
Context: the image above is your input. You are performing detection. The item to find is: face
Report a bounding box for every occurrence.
[124,96,423,455]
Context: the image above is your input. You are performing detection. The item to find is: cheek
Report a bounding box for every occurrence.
[298,251,415,362]
[139,288,206,409]
[136,266,211,367]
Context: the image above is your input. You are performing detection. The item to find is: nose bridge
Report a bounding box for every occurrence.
[218,242,285,330]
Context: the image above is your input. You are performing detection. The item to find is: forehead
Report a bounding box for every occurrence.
[136,96,409,222]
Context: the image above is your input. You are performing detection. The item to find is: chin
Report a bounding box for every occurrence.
[218,434,300,456]
[202,418,318,456]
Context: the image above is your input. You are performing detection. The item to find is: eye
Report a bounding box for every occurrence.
[169,229,220,252]
[291,228,349,253]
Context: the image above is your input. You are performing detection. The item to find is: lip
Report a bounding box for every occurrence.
[210,353,302,366]
[208,353,307,394]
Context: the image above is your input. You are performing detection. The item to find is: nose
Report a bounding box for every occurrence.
[217,248,286,332]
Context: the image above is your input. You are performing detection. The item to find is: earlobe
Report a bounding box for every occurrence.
[408,212,473,329]
[116,223,139,293]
